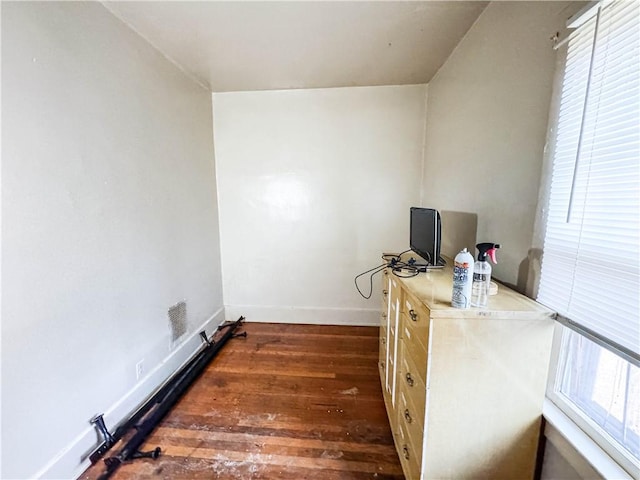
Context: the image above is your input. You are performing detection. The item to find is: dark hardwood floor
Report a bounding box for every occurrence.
[80,322,403,479]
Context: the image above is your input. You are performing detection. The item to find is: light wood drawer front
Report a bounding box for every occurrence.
[397,386,424,466]
[381,275,389,312]
[387,328,396,391]
[397,412,422,480]
[399,340,427,416]
[388,325,396,364]
[400,315,428,377]
[381,274,390,305]
[389,297,398,334]
[390,277,401,313]
[378,329,387,367]
[378,351,386,390]
[403,291,430,352]
[379,366,394,433]
[379,359,392,418]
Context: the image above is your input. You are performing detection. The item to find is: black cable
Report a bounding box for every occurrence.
[354,263,387,299]
[382,249,411,263]
[354,249,422,299]
[391,265,419,278]
[389,249,421,278]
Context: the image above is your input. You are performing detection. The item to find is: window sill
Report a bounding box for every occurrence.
[543,398,634,480]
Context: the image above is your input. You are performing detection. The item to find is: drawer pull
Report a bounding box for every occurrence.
[381,337,386,345]
[405,372,414,387]
[382,312,387,318]
[409,309,418,321]
[404,409,412,424]
[380,361,385,371]
[402,445,410,460]
[383,289,388,295]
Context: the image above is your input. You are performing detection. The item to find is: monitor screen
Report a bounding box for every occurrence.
[410,207,443,266]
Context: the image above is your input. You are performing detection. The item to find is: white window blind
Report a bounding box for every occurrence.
[538,0,640,359]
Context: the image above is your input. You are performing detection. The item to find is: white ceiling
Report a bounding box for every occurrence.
[103,1,488,92]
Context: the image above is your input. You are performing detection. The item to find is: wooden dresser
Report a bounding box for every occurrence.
[379,259,555,480]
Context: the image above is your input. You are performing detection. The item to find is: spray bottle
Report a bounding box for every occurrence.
[471,243,501,308]
[451,248,474,308]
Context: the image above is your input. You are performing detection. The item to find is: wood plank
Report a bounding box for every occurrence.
[191,371,385,397]
[79,322,402,480]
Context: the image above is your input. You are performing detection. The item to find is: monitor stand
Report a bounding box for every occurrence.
[408,252,446,271]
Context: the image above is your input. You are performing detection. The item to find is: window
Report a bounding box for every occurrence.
[538,0,640,476]
[553,329,639,471]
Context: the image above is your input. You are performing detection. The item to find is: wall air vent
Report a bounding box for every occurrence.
[168,301,187,343]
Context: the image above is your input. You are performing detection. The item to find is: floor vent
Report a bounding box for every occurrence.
[168,301,187,343]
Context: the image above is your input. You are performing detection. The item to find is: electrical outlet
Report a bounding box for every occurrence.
[136,359,144,380]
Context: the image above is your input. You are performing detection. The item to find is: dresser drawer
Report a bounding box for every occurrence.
[400,318,427,380]
[379,329,387,365]
[397,412,422,480]
[403,291,430,352]
[398,340,427,416]
[389,296,398,332]
[389,276,402,312]
[382,273,390,304]
[380,309,388,330]
[379,361,394,429]
[397,385,424,466]
[378,351,386,389]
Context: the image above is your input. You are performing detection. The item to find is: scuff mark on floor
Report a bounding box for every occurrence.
[339,386,359,395]
[320,450,344,460]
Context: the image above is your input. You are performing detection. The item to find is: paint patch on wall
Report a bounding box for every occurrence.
[169,301,187,343]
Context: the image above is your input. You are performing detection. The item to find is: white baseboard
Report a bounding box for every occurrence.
[224,304,380,326]
[33,308,226,480]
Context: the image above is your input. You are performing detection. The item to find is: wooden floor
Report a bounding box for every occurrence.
[80,322,403,480]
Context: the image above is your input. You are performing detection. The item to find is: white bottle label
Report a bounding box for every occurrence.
[453,265,470,285]
[452,263,472,308]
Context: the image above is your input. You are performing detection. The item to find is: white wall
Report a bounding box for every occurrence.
[213,85,427,325]
[422,1,575,290]
[1,3,223,478]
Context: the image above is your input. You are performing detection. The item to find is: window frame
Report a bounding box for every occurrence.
[546,324,639,478]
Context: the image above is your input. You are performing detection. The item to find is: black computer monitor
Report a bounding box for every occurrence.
[409,207,444,267]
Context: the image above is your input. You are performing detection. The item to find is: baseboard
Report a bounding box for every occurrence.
[33,307,226,480]
[224,304,380,326]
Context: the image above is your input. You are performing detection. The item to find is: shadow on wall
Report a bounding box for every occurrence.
[517,248,543,299]
[440,210,478,260]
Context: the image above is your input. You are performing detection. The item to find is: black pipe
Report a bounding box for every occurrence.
[94,316,245,480]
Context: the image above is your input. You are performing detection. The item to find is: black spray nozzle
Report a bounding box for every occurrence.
[476,243,501,263]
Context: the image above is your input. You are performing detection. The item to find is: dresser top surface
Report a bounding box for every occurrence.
[386,256,554,319]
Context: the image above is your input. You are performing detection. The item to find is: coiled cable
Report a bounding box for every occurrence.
[354,250,419,299]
